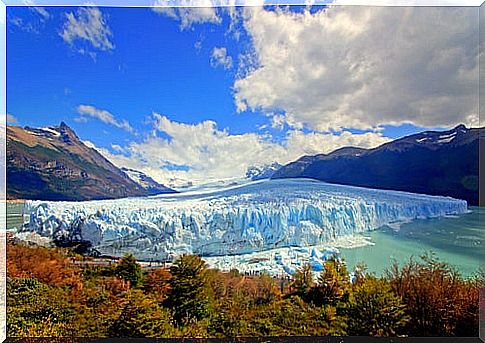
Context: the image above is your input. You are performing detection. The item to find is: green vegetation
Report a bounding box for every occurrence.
[6,243,482,338]
[114,253,143,287]
[164,254,211,325]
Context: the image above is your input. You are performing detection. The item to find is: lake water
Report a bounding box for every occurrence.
[6,201,483,277]
[6,203,25,232]
[340,206,483,277]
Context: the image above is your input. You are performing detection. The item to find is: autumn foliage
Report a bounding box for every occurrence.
[6,243,482,338]
[7,244,81,289]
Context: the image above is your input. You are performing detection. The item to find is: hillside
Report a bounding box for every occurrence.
[273,125,481,205]
[7,122,175,201]
[121,167,175,195]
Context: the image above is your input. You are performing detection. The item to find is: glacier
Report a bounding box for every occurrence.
[18,179,468,262]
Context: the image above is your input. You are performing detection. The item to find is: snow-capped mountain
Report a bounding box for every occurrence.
[7,123,176,201]
[121,167,177,195]
[274,125,481,205]
[7,123,153,201]
[246,162,282,180]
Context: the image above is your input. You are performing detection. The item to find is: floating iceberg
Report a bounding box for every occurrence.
[19,179,468,261]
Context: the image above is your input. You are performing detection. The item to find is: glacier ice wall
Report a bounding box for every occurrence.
[20,179,468,260]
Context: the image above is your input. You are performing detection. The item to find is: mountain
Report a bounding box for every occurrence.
[121,167,176,195]
[246,162,283,181]
[7,122,175,201]
[273,125,481,205]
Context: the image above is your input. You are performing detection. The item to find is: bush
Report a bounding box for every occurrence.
[346,276,409,336]
[7,278,76,337]
[108,290,176,337]
[387,252,480,336]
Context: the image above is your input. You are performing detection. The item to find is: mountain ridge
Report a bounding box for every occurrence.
[273,125,481,205]
[121,167,176,195]
[7,123,175,201]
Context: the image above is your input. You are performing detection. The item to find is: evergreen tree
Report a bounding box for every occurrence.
[115,253,143,287]
[164,254,210,325]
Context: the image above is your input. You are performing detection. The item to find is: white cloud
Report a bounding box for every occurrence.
[234,6,479,131]
[1,114,19,126]
[153,0,221,30]
[210,47,233,69]
[60,7,114,53]
[22,0,51,20]
[74,116,88,123]
[96,113,389,187]
[76,105,134,133]
[332,0,481,4]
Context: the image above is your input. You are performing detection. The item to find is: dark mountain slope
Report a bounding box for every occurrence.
[273,125,481,205]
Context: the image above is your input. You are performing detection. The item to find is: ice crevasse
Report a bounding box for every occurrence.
[19,179,468,261]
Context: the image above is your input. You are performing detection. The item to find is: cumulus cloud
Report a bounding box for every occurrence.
[76,105,134,133]
[153,0,221,30]
[96,113,389,187]
[211,47,233,69]
[234,6,479,131]
[60,7,114,54]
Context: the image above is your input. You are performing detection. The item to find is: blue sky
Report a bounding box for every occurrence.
[6,5,479,186]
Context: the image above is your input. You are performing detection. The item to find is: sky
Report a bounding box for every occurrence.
[5,4,480,187]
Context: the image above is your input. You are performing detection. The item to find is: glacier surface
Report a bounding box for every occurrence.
[19,179,468,261]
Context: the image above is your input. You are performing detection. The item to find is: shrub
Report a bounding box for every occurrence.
[346,276,409,336]
[386,252,480,336]
[109,290,176,337]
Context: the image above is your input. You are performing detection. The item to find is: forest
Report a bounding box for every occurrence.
[6,242,482,338]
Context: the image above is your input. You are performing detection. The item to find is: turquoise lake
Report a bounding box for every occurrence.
[340,206,483,277]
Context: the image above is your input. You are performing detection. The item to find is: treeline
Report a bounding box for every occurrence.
[7,243,482,338]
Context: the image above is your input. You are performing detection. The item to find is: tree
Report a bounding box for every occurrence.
[310,257,351,307]
[290,263,313,300]
[143,268,171,300]
[115,253,142,288]
[352,262,367,286]
[108,290,176,337]
[7,244,81,288]
[164,254,211,325]
[7,278,76,337]
[254,273,281,305]
[244,297,346,337]
[346,276,409,336]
